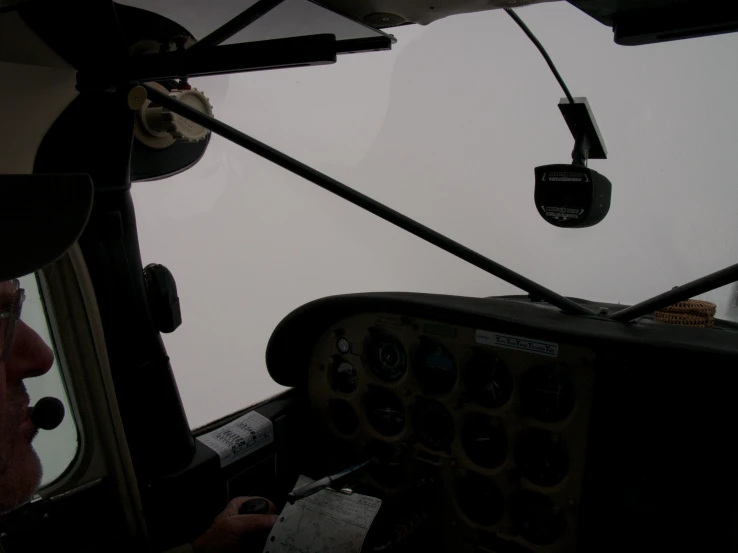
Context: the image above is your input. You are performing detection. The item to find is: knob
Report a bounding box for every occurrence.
[134,83,213,149]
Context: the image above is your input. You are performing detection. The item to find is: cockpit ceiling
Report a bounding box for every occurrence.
[114,0,393,45]
[316,0,738,45]
[314,0,556,27]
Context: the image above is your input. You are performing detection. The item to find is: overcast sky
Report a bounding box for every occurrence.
[132,2,738,428]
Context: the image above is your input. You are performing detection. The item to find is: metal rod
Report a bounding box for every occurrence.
[141,84,597,316]
[127,35,336,82]
[610,263,738,322]
[188,0,287,51]
[335,36,393,55]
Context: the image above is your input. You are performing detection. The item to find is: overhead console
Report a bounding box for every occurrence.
[266,293,738,552]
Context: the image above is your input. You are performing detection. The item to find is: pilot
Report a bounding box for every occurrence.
[0,179,277,552]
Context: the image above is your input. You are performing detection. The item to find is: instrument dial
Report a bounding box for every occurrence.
[366,332,407,382]
[413,400,454,450]
[414,339,457,395]
[520,366,575,423]
[514,430,568,487]
[465,353,513,409]
[461,415,507,469]
[366,389,406,437]
[330,358,358,394]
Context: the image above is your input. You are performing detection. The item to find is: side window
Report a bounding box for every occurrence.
[19,275,78,487]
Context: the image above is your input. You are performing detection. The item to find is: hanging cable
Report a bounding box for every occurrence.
[504,8,575,104]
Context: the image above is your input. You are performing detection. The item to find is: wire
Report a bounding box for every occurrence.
[504,8,575,104]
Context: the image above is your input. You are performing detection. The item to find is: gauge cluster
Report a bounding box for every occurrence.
[308,313,595,553]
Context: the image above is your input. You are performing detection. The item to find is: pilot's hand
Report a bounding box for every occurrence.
[192,496,278,553]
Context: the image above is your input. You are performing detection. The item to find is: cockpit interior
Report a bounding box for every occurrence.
[1,1,737,552]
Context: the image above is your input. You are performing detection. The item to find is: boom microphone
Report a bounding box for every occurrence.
[30,397,65,430]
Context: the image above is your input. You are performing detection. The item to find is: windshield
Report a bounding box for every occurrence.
[132,3,738,427]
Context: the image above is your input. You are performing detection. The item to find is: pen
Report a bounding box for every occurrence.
[287,458,377,503]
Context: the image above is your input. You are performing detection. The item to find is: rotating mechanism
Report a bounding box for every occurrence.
[365,388,406,437]
[509,490,564,545]
[413,338,458,395]
[413,399,454,451]
[514,429,569,487]
[465,353,513,409]
[461,414,507,469]
[133,82,213,149]
[520,365,575,423]
[365,331,408,382]
[457,472,505,526]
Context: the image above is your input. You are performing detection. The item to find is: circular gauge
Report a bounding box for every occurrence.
[514,430,568,487]
[364,442,405,488]
[330,359,358,394]
[520,366,575,423]
[457,472,504,526]
[413,400,454,450]
[509,490,563,545]
[413,339,457,395]
[465,354,513,409]
[365,389,406,436]
[329,400,359,435]
[365,332,407,382]
[461,415,507,469]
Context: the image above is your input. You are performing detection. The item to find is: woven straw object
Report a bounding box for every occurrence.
[654,299,716,327]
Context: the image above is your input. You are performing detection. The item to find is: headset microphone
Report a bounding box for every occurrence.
[30,397,65,431]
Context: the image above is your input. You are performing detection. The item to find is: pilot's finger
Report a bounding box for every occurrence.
[239,496,277,515]
[192,514,279,553]
[229,514,279,534]
[219,496,277,519]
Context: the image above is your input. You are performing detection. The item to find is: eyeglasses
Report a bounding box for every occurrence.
[0,280,25,362]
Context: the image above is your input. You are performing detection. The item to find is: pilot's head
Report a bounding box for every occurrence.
[0,175,93,514]
[0,279,54,513]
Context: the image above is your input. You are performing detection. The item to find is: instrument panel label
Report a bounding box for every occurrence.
[197,410,273,468]
[476,330,559,357]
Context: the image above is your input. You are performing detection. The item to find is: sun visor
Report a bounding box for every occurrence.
[0,174,94,281]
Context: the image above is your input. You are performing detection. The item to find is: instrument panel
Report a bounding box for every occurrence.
[308,312,596,552]
[267,292,738,552]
